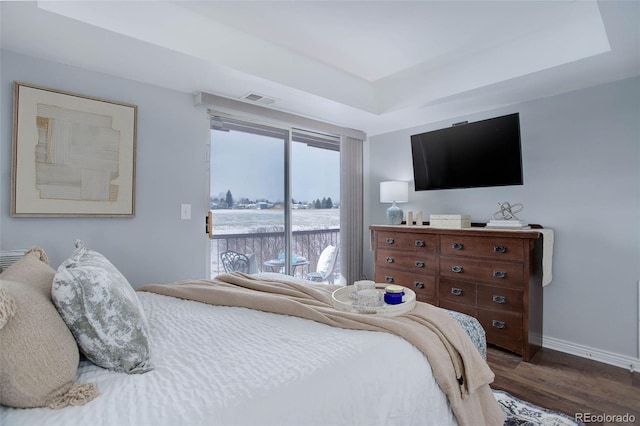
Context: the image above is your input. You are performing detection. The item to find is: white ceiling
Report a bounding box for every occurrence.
[1,1,639,136]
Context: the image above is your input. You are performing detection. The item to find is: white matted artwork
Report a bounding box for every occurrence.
[11,82,137,217]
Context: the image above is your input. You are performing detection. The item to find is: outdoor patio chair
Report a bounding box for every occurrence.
[306,244,339,284]
[220,250,258,274]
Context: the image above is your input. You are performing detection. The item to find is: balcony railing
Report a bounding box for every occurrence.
[211,228,340,279]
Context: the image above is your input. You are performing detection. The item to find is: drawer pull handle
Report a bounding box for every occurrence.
[492,320,506,329]
[385,238,395,244]
[415,240,425,247]
[451,265,463,273]
[452,242,464,250]
[386,257,394,263]
[385,276,394,283]
[494,245,507,253]
[451,288,463,296]
[492,295,506,304]
[414,282,425,289]
[415,261,425,268]
[493,271,506,279]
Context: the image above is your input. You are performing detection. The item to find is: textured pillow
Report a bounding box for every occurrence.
[0,279,98,409]
[52,240,153,374]
[0,247,55,295]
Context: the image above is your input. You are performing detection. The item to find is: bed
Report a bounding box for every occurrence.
[0,246,504,426]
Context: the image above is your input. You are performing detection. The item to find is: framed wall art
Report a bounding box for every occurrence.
[11,82,137,217]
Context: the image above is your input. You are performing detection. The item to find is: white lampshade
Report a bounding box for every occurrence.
[380,181,408,225]
[380,181,408,203]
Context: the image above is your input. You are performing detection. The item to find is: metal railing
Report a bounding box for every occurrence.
[211,228,340,278]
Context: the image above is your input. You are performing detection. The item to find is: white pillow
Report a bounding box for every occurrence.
[316,245,337,275]
[52,240,153,374]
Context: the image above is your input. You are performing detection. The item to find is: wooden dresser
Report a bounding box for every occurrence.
[370,224,544,361]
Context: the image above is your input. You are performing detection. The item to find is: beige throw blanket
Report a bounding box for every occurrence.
[139,272,505,426]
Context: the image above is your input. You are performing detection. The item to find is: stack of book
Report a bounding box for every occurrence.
[485,219,531,230]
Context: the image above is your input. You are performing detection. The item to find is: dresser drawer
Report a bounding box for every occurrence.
[440,256,524,288]
[439,278,476,306]
[377,231,436,253]
[440,235,524,261]
[478,308,522,350]
[374,267,435,302]
[477,285,523,313]
[376,249,435,274]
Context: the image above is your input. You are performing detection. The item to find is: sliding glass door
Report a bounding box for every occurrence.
[290,130,341,282]
[209,116,340,282]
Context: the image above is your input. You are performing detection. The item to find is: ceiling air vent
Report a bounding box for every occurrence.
[241,92,278,105]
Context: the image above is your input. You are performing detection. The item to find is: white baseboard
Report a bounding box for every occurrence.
[543,336,639,373]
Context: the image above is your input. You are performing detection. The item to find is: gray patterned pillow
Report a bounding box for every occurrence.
[52,240,153,374]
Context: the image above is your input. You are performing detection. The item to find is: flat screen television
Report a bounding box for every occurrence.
[411,113,523,191]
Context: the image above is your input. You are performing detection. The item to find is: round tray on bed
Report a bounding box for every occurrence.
[331,284,416,317]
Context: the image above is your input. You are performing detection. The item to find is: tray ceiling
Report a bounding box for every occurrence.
[2,1,638,135]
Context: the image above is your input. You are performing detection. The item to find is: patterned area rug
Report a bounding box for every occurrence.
[494,390,585,426]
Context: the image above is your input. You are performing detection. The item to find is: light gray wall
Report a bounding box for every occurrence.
[365,76,640,359]
[1,50,211,286]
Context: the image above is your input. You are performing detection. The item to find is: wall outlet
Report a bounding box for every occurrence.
[181,204,191,220]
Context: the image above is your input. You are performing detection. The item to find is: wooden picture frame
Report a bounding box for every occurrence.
[11,82,137,217]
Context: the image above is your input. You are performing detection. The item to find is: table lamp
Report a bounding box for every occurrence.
[380,181,408,225]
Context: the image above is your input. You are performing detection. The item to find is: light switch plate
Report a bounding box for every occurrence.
[181,204,191,220]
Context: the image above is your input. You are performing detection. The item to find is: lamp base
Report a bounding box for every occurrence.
[386,202,403,225]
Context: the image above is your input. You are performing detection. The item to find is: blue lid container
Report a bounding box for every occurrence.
[384,285,405,305]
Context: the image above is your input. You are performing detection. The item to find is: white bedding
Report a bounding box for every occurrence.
[1,291,457,426]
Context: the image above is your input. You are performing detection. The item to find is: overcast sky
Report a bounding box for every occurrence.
[210,130,340,203]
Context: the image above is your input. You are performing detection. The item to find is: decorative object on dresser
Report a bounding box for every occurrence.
[379,181,408,225]
[430,214,471,229]
[406,210,425,226]
[415,211,424,225]
[370,224,547,361]
[486,201,531,229]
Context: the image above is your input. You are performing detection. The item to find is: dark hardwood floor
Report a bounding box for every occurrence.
[487,346,640,425]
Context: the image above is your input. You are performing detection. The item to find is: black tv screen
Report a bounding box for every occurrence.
[411,113,523,191]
